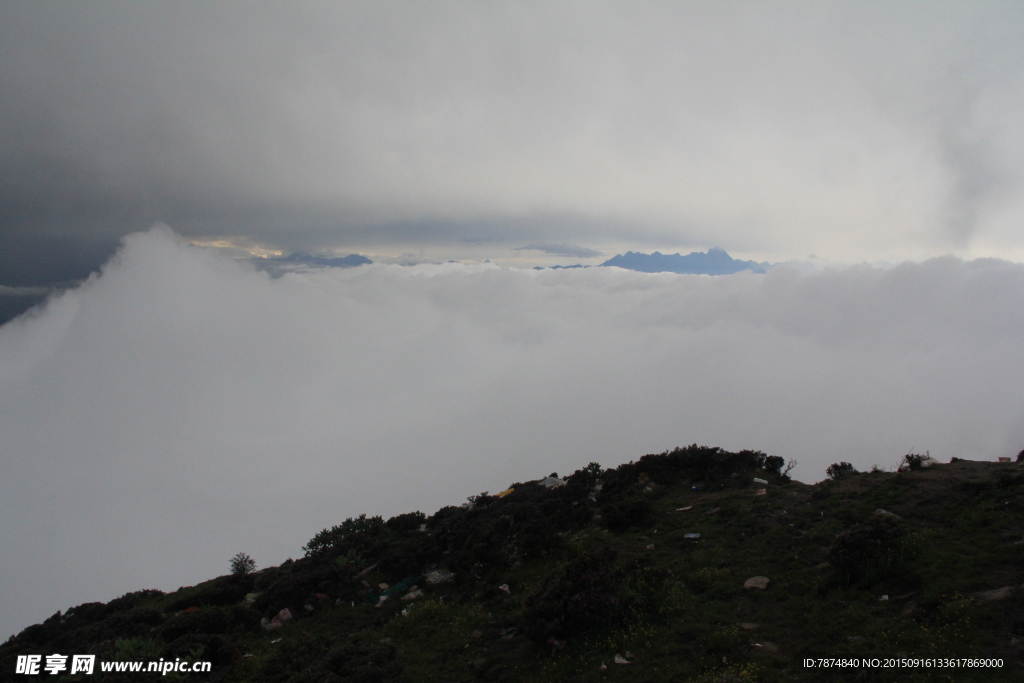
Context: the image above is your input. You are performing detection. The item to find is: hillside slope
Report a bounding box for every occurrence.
[3,447,1023,682]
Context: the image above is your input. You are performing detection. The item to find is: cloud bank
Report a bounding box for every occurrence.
[2,227,1024,638]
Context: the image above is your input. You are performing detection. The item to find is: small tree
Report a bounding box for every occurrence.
[901,452,925,471]
[1017,449,1024,463]
[230,552,256,576]
[826,461,857,479]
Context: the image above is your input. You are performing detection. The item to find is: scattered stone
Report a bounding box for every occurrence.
[873,509,901,520]
[685,533,701,539]
[705,507,721,515]
[753,478,768,485]
[243,592,260,606]
[400,589,425,601]
[303,603,314,612]
[676,506,693,511]
[744,576,771,590]
[646,544,655,550]
[973,586,1014,602]
[755,489,767,496]
[378,583,390,590]
[425,569,454,584]
[879,595,888,601]
[270,608,292,628]
[498,584,511,594]
[614,654,631,664]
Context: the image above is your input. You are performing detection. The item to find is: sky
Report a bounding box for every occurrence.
[2,1,1024,638]
[2,1,1024,279]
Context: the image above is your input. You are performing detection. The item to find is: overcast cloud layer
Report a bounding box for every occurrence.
[3,1,1024,283]
[2,227,1024,637]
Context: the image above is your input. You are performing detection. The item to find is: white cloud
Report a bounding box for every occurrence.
[2,227,1024,637]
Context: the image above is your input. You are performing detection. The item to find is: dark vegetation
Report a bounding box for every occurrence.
[826,462,856,480]
[3,447,1024,682]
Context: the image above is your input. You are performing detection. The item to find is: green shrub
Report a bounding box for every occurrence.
[763,455,785,475]
[230,552,256,576]
[902,452,925,470]
[826,461,857,479]
[825,516,917,589]
[385,511,426,533]
[523,548,621,642]
[167,578,249,611]
[303,514,393,558]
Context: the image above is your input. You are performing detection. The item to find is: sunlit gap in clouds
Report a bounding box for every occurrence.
[2,225,1024,638]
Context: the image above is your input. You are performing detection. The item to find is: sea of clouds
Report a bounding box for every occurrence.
[2,226,1024,637]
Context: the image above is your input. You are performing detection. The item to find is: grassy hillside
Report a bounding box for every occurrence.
[3,446,1023,682]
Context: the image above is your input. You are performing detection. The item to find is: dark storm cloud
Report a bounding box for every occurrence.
[2,1,1024,277]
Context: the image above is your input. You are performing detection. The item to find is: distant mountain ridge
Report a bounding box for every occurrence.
[601,247,769,274]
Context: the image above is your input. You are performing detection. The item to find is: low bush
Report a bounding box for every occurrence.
[763,455,785,475]
[523,548,621,642]
[901,452,926,470]
[826,461,857,479]
[303,514,394,559]
[826,516,917,589]
[385,511,426,533]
